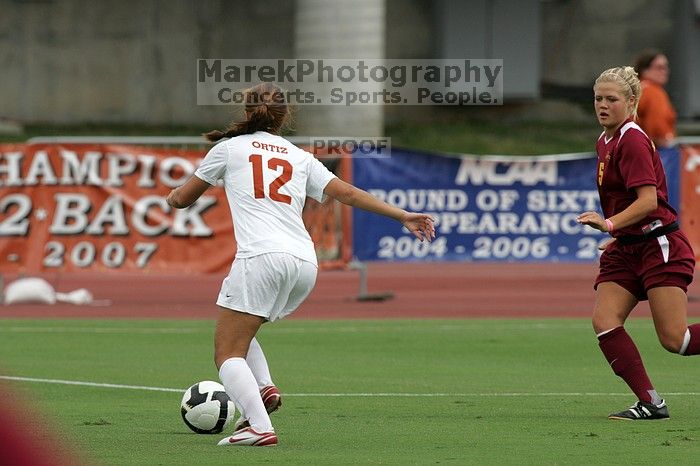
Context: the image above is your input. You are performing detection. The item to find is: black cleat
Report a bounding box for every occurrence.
[608,400,670,420]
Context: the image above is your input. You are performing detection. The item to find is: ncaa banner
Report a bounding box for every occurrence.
[658,147,680,212]
[352,147,680,262]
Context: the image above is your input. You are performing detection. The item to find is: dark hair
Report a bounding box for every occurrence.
[205,83,289,142]
[633,49,664,77]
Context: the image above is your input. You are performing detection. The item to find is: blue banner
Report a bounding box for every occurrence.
[659,147,680,212]
[352,147,680,262]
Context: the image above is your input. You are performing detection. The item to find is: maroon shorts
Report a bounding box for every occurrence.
[595,230,696,300]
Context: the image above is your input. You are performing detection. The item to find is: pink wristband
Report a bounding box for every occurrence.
[604,218,614,232]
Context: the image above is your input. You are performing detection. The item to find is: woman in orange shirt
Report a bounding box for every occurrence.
[634,50,676,148]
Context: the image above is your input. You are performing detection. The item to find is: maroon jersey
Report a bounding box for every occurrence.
[595,118,677,237]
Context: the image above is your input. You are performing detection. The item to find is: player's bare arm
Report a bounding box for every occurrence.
[323,178,435,242]
[576,184,657,232]
[167,176,211,209]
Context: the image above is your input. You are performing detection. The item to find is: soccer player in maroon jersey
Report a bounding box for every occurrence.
[577,66,697,420]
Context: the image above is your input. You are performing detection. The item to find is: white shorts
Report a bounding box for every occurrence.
[216,252,318,322]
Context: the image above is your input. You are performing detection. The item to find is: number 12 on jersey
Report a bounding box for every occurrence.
[249,154,293,204]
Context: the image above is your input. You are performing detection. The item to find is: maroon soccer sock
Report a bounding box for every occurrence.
[598,327,657,404]
[681,324,700,355]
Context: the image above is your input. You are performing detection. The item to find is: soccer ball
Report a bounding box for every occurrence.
[180,381,235,434]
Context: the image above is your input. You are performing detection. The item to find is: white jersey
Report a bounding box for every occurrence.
[194,131,336,265]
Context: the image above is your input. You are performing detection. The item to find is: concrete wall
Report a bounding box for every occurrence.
[0,0,295,125]
[1,0,693,127]
[293,0,385,136]
[435,0,540,100]
[541,0,674,88]
[541,0,700,118]
[672,0,700,119]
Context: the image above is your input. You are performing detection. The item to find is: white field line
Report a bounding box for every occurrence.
[0,375,182,393]
[1,375,699,397]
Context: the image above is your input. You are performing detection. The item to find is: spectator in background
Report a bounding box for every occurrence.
[634,50,676,148]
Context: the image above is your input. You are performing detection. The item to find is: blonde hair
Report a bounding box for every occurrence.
[594,66,642,118]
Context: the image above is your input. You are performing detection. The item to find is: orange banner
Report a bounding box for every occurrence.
[681,144,700,261]
[0,144,348,274]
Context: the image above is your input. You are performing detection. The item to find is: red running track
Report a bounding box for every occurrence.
[1,263,699,319]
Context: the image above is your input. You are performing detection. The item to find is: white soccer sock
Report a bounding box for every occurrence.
[246,337,274,388]
[219,357,273,432]
[596,327,618,338]
[647,389,663,406]
[679,329,691,355]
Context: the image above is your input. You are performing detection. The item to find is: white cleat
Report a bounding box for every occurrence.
[217,426,278,447]
[260,385,282,414]
[233,385,283,433]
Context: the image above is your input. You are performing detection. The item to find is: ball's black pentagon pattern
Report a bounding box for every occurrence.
[181,406,217,434]
[181,382,233,434]
[183,383,208,408]
[210,390,230,434]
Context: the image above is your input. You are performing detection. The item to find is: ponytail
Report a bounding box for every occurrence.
[204,83,288,142]
[204,129,227,142]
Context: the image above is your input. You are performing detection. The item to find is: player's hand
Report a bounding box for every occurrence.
[576,211,608,232]
[400,213,436,242]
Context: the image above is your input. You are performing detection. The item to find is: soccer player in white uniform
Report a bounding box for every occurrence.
[167,83,435,447]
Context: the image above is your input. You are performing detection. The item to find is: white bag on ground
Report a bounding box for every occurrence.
[2,277,94,305]
[3,277,57,304]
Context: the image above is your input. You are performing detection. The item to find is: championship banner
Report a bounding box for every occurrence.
[0,144,237,274]
[352,147,680,262]
[680,143,700,261]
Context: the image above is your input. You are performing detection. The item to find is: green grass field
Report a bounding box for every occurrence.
[1,318,699,465]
